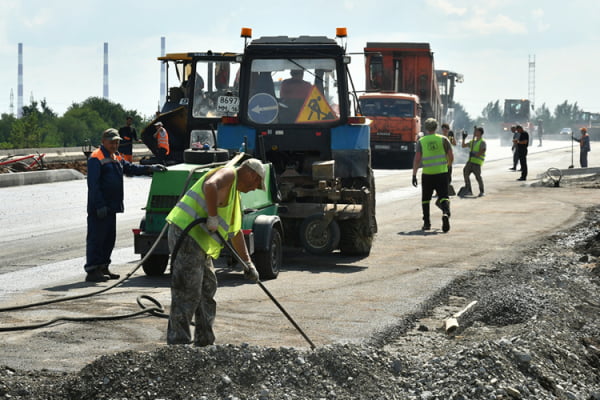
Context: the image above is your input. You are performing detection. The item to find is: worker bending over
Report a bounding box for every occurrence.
[165,158,265,346]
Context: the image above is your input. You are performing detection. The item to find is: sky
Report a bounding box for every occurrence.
[1,0,599,122]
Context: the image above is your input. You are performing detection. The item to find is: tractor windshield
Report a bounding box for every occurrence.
[246,58,340,125]
[191,60,241,118]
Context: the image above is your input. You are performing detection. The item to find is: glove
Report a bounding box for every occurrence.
[412,175,418,187]
[150,164,167,172]
[96,206,109,219]
[462,131,468,140]
[244,261,260,282]
[206,215,219,232]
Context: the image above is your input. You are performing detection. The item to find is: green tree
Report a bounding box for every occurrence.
[9,112,42,148]
[0,113,17,148]
[57,107,106,146]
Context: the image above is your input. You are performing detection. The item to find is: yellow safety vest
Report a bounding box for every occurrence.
[166,166,241,259]
[468,139,486,166]
[420,134,448,175]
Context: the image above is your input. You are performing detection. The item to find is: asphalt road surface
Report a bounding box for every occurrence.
[0,138,597,372]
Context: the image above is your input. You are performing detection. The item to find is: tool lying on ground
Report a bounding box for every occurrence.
[171,217,316,350]
[444,300,478,334]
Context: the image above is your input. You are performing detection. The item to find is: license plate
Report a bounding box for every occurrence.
[216,96,240,113]
[374,144,391,150]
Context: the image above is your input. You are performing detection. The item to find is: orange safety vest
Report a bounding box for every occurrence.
[156,128,170,155]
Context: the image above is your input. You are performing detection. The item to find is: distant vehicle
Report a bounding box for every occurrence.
[560,127,572,135]
[501,99,533,146]
[361,42,443,168]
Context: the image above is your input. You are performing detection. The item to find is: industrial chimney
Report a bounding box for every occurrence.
[103,42,109,99]
[160,36,166,109]
[17,43,23,118]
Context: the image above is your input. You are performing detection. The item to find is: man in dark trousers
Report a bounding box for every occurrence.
[84,128,166,282]
[412,118,454,232]
[118,116,138,162]
[515,125,529,181]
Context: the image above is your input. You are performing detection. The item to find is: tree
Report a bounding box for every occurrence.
[58,107,106,146]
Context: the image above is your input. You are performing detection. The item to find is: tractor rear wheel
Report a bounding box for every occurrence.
[299,215,340,255]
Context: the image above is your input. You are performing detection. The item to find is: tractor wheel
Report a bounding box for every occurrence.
[339,219,374,256]
[142,254,169,276]
[183,148,229,165]
[253,229,282,280]
[299,215,340,255]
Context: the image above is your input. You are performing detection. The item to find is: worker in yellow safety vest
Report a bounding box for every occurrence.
[412,118,454,232]
[165,158,266,346]
[460,126,486,197]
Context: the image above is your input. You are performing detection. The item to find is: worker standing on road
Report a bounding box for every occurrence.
[515,125,529,181]
[412,118,453,232]
[460,126,486,197]
[118,116,139,163]
[153,121,170,164]
[84,129,166,283]
[572,127,591,168]
[165,158,265,346]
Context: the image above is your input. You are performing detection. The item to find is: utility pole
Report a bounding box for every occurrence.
[528,54,536,110]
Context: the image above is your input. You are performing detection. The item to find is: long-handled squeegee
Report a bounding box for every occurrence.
[172,218,316,349]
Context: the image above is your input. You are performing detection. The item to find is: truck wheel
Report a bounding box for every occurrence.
[339,220,373,256]
[142,254,169,276]
[299,215,340,255]
[253,229,282,280]
[183,148,229,164]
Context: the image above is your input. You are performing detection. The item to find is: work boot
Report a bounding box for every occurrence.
[422,219,431,231]
[101,265,120,280]
[442,213,450,233]
[86,269,108,283]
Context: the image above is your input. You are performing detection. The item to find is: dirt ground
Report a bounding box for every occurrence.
[0,178,598,399]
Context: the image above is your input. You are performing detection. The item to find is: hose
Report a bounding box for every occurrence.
[0,160,228,329]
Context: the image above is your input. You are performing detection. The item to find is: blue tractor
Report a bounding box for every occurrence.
[218,28,377,255]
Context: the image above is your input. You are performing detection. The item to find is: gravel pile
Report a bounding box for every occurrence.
[1,209,599,400]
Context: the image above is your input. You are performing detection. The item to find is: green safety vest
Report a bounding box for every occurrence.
[166,166,241,259]
[419,134,448,175]
[468,138,486,166]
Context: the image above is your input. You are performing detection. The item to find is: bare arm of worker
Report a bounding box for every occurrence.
[461,140,470,148]
[202,168,236,217]
[446,145,454,166]
[231,230,252,263]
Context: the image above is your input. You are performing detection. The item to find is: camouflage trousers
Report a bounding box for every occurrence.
[167,223,217,346]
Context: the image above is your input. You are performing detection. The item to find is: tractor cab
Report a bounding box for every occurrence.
[141,52,241,165]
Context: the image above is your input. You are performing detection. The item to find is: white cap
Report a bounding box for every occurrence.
[241,158,266,190]
[154,121,163,126]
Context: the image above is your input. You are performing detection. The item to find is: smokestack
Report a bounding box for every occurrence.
[160,36,166,109]
[103,42,109,99]
[17,43,23,118]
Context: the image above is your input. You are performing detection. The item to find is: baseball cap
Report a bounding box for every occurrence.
[154,121,163,127]
[102,128,122,141]
[241,158,266,190]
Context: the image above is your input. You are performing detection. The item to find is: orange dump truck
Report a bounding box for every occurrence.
[361,42,441,168]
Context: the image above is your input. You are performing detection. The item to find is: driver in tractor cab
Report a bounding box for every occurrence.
[280,69,312,101]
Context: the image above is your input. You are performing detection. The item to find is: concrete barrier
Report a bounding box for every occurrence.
[0,169,85,188]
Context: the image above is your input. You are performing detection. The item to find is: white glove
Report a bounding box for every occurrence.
[244,261,260,282]
[206,215,219,232]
